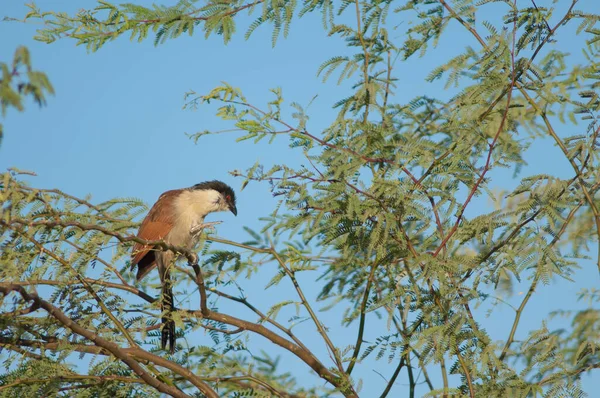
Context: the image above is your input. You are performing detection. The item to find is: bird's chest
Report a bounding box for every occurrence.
[166,212,206,248]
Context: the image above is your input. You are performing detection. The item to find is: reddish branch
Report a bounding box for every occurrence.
[432,0,520,257]
[0,284,215,398]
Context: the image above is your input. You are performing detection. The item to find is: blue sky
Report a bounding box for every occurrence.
[1,0,599,396]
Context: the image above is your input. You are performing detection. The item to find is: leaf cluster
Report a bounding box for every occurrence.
[0,46,54,146]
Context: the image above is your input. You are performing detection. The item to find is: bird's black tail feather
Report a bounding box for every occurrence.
[161,283,175,354]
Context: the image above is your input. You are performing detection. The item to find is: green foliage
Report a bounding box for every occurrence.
[22,0,300,51]
[0,46,53,146]
[2,0,600,397]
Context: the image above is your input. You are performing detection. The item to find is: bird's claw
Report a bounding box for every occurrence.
[190,221,222,236]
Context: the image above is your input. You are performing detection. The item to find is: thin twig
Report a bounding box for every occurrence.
[268,240,348,378]
[346,262,378,375]
[433,0,521,257]
[206,286,312,353]
[517,84,600,274]
[499,195,585,361]
[354,0,371,123]
[2,279,155,304]
[379,356,406,398]
[183,257,350,395]
[12,230,141,351]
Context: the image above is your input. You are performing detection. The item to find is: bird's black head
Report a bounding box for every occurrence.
[191,180,237,216]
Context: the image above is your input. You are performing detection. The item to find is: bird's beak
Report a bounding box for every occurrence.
[230,205,237,216]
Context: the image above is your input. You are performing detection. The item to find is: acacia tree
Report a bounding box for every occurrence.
[1,1,600,397]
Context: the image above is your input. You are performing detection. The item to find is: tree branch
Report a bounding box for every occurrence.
[499,194,585,362]
[3,279,155,304]
[346,262,378,375]
[183,258,352,396]
[0,284,212,398]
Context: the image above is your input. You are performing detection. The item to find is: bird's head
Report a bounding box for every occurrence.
[191,180,237,216]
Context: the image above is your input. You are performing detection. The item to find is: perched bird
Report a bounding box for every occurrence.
[131,181,237,353]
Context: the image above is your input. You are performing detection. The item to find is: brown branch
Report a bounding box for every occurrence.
[0,337,301,398]
[184,257,354,396]
[438,0,486,47]
[4,216,341,390]
[188,308,346,392]
[206,235,271,254]
[205,286,312,353]
[0,330,226,397]
[0,284,208,398]
[456,347,475,398]
[0,342,43,360]
[1,302,40,317]
[406,350,416,398]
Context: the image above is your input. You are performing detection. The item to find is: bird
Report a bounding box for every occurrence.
[130,180,237,353]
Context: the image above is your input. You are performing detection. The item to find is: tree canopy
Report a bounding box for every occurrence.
[1,1,600,397]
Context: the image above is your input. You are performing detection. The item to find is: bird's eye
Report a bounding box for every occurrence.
[226,195,231,201]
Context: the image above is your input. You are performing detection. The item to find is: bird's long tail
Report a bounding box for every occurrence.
[161,276,176,354]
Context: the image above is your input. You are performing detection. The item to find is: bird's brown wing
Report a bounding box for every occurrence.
[131,189,180,281]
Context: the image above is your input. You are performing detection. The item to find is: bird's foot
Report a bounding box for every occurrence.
[190,221,222,236]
